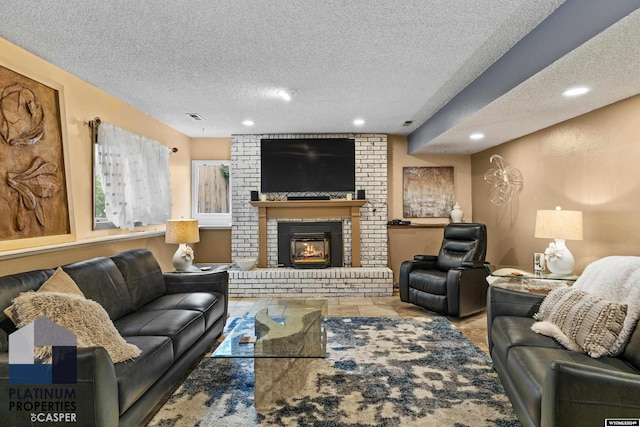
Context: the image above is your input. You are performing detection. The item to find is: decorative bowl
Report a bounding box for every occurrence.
[235,258,256,271]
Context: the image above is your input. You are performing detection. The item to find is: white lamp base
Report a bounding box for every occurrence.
[172,243,194,271]
[545,239,575,275]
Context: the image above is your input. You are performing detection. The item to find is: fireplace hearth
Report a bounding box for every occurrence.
[290,232,330,268]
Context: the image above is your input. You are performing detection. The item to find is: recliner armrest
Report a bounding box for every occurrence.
[542,361,640,427]
[413,254,438,263]
[459,260,490,269]
[399,258,437,301]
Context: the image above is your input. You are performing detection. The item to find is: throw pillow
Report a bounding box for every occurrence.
[3,267,85,322]
[532,286,628,358]
[11,291,140,363]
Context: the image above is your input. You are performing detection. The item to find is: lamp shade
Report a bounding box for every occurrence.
[165,219,200,244]
[534,209,583,240]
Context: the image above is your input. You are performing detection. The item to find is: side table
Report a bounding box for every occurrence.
[163,264,229,304]
[487,267,578,294]
[164,263,230,275]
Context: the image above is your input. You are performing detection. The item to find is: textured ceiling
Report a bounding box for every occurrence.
[0,1,638,153]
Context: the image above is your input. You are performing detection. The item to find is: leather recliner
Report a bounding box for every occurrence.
[399,223,489,317]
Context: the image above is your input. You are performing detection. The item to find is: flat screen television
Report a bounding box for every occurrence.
[261,138,356,193]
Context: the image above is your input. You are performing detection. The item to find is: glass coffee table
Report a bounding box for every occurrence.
[211,299,328,409]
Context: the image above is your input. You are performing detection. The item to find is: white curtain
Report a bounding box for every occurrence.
[96,123,171,229]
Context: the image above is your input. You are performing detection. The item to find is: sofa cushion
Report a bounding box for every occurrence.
[110,249,167,310]
[140,292,224,329]
[4,267,84,321]
[114,309,204,359]
[532,286,628,358]
[114,335,174,415]
[506,346,638,427]
[11,291,140,363]
[62,257,135,320]
[491,316,563,363]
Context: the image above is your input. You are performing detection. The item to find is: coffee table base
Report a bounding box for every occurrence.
[254,307,326,409]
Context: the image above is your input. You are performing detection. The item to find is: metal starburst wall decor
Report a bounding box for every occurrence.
[483,154,523,206]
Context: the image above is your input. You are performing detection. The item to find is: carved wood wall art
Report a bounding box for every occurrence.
[0,64,71,243]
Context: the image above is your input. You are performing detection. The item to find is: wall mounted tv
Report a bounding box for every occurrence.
[261,138,356,193]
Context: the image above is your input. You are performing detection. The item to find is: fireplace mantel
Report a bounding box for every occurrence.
[249,200,367,268]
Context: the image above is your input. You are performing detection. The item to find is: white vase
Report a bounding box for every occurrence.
[450,203,464,222]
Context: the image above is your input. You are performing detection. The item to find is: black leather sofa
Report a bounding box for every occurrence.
[487,286,640,427]
[0,248,228,427]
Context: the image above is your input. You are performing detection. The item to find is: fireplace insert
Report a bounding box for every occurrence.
[290,232,331,268]
[277,222,343,267]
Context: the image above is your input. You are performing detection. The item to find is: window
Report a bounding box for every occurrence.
[191,160,232,227]
[93,122,171,230]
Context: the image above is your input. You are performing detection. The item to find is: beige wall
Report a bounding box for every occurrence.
[190,137,233,263]
[471,94,640,273]
[387,134,473,283]
[388,134,472,222]
[0,38,191,274]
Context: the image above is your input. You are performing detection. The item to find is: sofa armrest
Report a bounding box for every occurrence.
[542,361,640,427]
[163,271,229,296]
[1,347,118,427]
[487,286,545,352]
[75,347,119,427]
[487,286,544,321]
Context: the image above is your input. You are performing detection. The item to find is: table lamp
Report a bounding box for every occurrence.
[534,207,583,274]
[165,219,200,271]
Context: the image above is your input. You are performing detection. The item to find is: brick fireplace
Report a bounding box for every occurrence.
[229,134,392,297]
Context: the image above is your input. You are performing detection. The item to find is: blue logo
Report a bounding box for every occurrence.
[8,317,77,384]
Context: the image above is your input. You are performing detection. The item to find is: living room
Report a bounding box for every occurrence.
[1,51,639,278]
[1,2,640,426]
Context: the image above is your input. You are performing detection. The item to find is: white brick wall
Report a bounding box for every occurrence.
[228,267,393,298]
[230,134,391,296]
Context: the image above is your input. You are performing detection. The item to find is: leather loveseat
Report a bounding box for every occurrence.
[487,286,640,427]
[0,248,228,427]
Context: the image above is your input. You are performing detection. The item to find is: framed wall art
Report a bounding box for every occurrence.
[403,166,454,218]
[0,63,75,251]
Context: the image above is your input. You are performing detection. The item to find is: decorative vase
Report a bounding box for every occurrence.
[450,203,464,222]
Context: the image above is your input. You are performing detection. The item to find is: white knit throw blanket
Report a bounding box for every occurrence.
[573,256,640,354]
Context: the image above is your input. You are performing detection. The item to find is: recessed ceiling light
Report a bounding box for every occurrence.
[242,120,254,126]
[353,119,365,126]
[276,89,295,101]
[562,87,590,97]
[469,133,484,140]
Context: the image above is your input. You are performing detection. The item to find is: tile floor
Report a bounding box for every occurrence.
[228,293,489,354]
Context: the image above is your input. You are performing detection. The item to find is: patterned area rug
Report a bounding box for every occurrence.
[147,317,521,427]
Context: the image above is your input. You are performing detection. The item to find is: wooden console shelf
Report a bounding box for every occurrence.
[249,200,367,268]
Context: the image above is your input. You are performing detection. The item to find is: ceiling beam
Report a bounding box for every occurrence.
[407,0,640,154]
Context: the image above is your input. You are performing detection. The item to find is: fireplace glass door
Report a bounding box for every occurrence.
[290,232,331,268]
